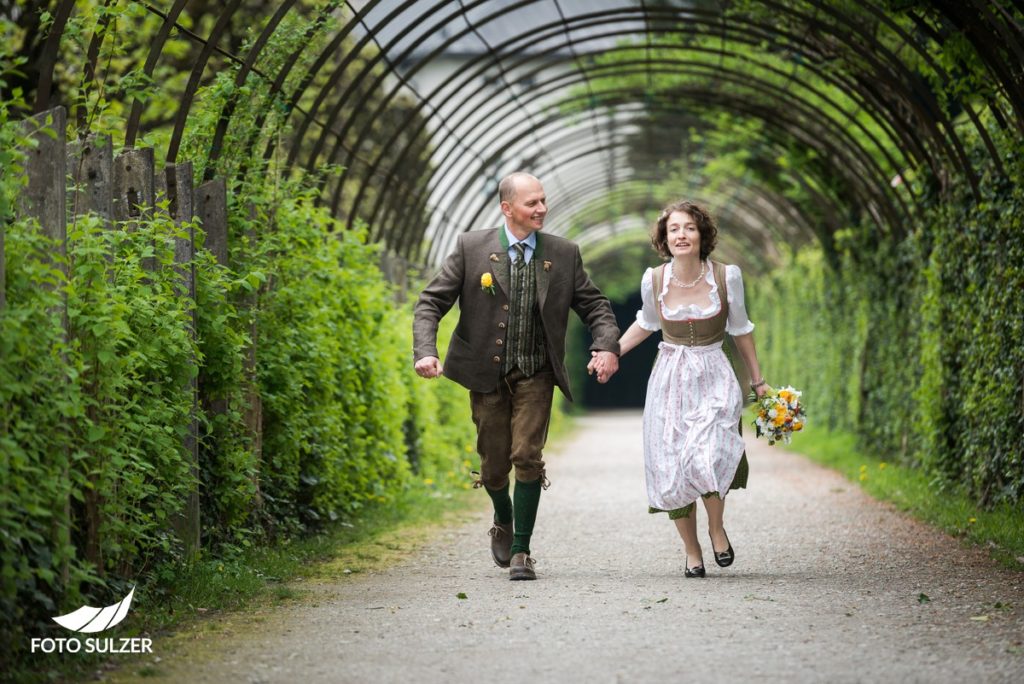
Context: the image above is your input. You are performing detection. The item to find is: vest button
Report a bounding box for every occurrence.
[496,339,504,346]
[498,322,506,329]
[492,355,501,363]
[502,304,509,311]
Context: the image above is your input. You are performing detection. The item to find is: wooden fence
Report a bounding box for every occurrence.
[2,106,241,565]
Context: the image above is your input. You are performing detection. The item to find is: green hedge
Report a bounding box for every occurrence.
[749,141,1024,508]
[0,180,476,659]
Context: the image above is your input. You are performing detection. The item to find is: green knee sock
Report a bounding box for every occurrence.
[510,478,542,556]
[485,483,513,525]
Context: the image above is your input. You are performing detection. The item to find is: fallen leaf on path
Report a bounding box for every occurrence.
[970,615,989,622]
[656,598,668,603]
[456,592,468,599]
[917,593,930,604]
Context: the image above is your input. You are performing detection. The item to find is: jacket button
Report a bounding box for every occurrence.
[502,304,509,311]
[498,322,506,329]
[492,355,501,363]
[496,339,504,346]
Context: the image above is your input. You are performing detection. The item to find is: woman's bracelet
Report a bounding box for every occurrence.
[749,377,768,390]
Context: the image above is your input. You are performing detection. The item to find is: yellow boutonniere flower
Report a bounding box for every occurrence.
[480,272,495,295]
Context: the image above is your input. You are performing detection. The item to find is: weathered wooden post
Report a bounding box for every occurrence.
[67,133,115,573]
[158,162,200,560]
[196,179,228,267]
[18,105,70,585]
[69,134,114,221]
[113,148,155,271]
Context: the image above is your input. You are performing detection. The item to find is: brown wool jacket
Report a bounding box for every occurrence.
[413,228,620,401]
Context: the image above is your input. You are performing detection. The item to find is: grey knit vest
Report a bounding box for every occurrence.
[503,246,547,376]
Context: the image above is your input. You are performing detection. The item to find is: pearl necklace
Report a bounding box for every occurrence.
[670,259,705,289]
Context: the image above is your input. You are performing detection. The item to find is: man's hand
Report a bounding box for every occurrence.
[587,350,619,384]
[414,356,443,379]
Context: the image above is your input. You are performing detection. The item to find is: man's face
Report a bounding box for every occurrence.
[501,177,547,235]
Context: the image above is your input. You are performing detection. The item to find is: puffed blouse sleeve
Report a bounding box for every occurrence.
[725,264,755,336]
[636,267,661,332]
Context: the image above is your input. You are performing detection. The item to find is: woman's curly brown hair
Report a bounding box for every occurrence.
[651,200,718,261]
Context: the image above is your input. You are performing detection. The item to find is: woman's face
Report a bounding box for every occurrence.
[665,210,701,259]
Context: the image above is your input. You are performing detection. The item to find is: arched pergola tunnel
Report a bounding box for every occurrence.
[20,0,1023,274]
[4,3,1024,652]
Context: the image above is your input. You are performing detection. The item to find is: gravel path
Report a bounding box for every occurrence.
[112,411,1024,683]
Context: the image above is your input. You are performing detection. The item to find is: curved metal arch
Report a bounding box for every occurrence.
[294,0,495,172]
[342,12,950,248]
[505,123,847,246]
[850,0,1005,176]
[365,27,930,224]
[124,0,191,148]
[165,0,246,164]
[357,37,923,245]
[409,98,869,265]
[512,177,802,275]
[388,74,908,264]
[321,1,966,227]
[453,124,813,250]
[533,165,815,261]
[749,0,980,196]
[315,0,590,212]
[414,103,866,265]
[76,0,117,133]
[364,51,919,250]
[202,0,302,180]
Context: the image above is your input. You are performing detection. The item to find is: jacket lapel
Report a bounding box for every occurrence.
[491,229,511,298]
[534,233,549,310]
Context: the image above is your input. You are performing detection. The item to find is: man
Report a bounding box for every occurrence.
[413,172,620,581]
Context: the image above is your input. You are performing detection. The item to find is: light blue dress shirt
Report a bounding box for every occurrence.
[503,225,536,264]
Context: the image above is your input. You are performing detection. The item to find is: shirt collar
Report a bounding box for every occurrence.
[503,223,537,251]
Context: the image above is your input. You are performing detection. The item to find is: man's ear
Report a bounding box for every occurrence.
[500,201,511,217]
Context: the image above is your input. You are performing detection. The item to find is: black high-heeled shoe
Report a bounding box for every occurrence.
[684,564,706,578]
[713,530,734,568]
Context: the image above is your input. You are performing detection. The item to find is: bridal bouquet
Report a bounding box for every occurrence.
[752,385,806,446]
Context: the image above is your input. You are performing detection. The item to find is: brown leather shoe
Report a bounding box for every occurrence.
[509,552,536,580]
[489,522,513,568]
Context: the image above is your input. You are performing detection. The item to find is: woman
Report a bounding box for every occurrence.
[591,200,768,577]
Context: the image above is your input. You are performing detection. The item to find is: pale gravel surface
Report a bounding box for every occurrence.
[112,411,1024,683]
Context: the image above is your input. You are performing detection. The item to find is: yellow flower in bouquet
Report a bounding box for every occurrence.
[753,385,806,446]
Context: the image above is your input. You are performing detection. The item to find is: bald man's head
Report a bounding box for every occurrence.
[498,172,541,204]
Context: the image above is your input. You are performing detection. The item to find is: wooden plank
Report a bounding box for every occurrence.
[195,179,228,267]
[157,161,201,560]
[18,107,67,262]
[113,148,155,270]
[112,148,155,223]
[18,106,70,586]
[69,134,114,221]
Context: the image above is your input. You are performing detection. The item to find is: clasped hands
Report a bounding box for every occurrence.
[587,350,619,384]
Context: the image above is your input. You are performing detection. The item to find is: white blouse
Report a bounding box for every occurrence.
[635,263,755,337]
